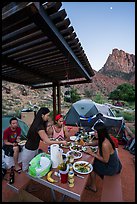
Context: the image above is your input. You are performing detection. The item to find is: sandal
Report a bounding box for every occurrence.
[85,186,97,192]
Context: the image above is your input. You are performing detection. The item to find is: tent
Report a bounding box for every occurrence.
[2,116,29,140]
[64,99,124,131]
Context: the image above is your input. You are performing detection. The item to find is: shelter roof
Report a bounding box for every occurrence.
[2,2,95,88]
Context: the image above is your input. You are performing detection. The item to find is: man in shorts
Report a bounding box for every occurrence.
[3,117,22,172]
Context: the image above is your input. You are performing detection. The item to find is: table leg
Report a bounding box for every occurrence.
[60,194,67,202]
[50,189,67,202]
[50,188,56,202]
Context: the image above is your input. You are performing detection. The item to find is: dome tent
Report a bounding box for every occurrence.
[64,99,124,131]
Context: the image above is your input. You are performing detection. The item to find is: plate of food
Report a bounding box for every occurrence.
[66,150,82,159]
[73,161,93,174]
[70,136,77,141]
[70,145,82,152]
[60,142,72,148]
[90,146,98,153]
[18,140,27,146]
[82,146,98,153]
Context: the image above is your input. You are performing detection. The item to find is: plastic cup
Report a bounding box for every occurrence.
[59,169,68,183]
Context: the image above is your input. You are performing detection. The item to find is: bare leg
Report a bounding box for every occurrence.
[13,146,21,170]
[86,171,97,192]
[90,171,97,191]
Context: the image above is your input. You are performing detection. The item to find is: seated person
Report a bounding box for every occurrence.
[47,114,70,141]
[2,117,22,172]
[123,124,135,150]
[85,121,122,192]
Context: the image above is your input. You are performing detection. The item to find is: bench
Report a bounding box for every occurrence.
[101,174,123,202]
[7,171,43,202]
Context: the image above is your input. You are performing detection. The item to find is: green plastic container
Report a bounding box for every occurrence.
[28,153,51,178]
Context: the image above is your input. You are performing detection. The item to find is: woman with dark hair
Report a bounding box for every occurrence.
[85,121,122,192]
[22,107,67,171]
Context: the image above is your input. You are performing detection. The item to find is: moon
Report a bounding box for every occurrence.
[110,7,113,10]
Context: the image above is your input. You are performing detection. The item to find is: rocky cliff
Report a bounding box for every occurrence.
[98,48,135,82]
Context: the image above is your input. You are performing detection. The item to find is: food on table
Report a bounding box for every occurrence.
[82,146,98,153]
[58,162,67,171]
[74,162,91,173]
[46,171,58,183]
[61,142,72,148]
[70,145,82,151]
[67,150,82,159]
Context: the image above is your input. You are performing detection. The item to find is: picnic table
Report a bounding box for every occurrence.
[27,141,94,202]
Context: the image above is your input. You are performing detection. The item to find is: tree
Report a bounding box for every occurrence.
[64,88,81,103]
[109,83,135,102]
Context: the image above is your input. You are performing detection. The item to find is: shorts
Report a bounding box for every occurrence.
[22,146,38,171]
[2,144,22,157]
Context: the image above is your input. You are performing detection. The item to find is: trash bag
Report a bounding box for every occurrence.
[28,153,51,178]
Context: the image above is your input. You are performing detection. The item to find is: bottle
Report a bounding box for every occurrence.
[9,166,15,184]
[48,146,50,153]
[68,170,74,187]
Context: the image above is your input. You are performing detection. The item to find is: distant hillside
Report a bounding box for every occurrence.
[2,48,135,116]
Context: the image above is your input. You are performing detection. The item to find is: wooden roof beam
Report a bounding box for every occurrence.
[27,2,92,80]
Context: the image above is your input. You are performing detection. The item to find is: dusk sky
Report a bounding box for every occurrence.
[62,2,135,71]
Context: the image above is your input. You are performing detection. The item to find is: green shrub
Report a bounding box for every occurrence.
[109,83,135,102]
[115,111,135,122]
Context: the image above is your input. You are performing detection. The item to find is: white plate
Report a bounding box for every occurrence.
[70,136,77,141]
[18,140,27,146]
[73,161,93,174]
[70,145,82,152]
[66,150,82,159]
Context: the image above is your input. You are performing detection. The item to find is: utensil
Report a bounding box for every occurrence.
[74,173,84,179]
[90,136,95,142]
[83,162,90,168]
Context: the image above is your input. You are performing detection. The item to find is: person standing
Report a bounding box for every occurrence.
[22,108,67,171]
[3,117,22,172]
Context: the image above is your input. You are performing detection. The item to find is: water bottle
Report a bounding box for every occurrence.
[9,166,15,184]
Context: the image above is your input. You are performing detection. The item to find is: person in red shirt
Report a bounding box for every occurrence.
[3,117,22,172]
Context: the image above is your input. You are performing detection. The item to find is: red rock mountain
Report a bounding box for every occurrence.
[75,48,135,96]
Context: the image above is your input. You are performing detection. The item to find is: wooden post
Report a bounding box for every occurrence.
[57,82,61,114]
[53,83,56,122]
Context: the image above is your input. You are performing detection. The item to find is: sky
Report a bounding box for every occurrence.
[62,2,135,71]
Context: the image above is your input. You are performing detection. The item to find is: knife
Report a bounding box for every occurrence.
[74,173,84,179]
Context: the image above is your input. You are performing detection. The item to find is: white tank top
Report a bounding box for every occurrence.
[52,125,65,140]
